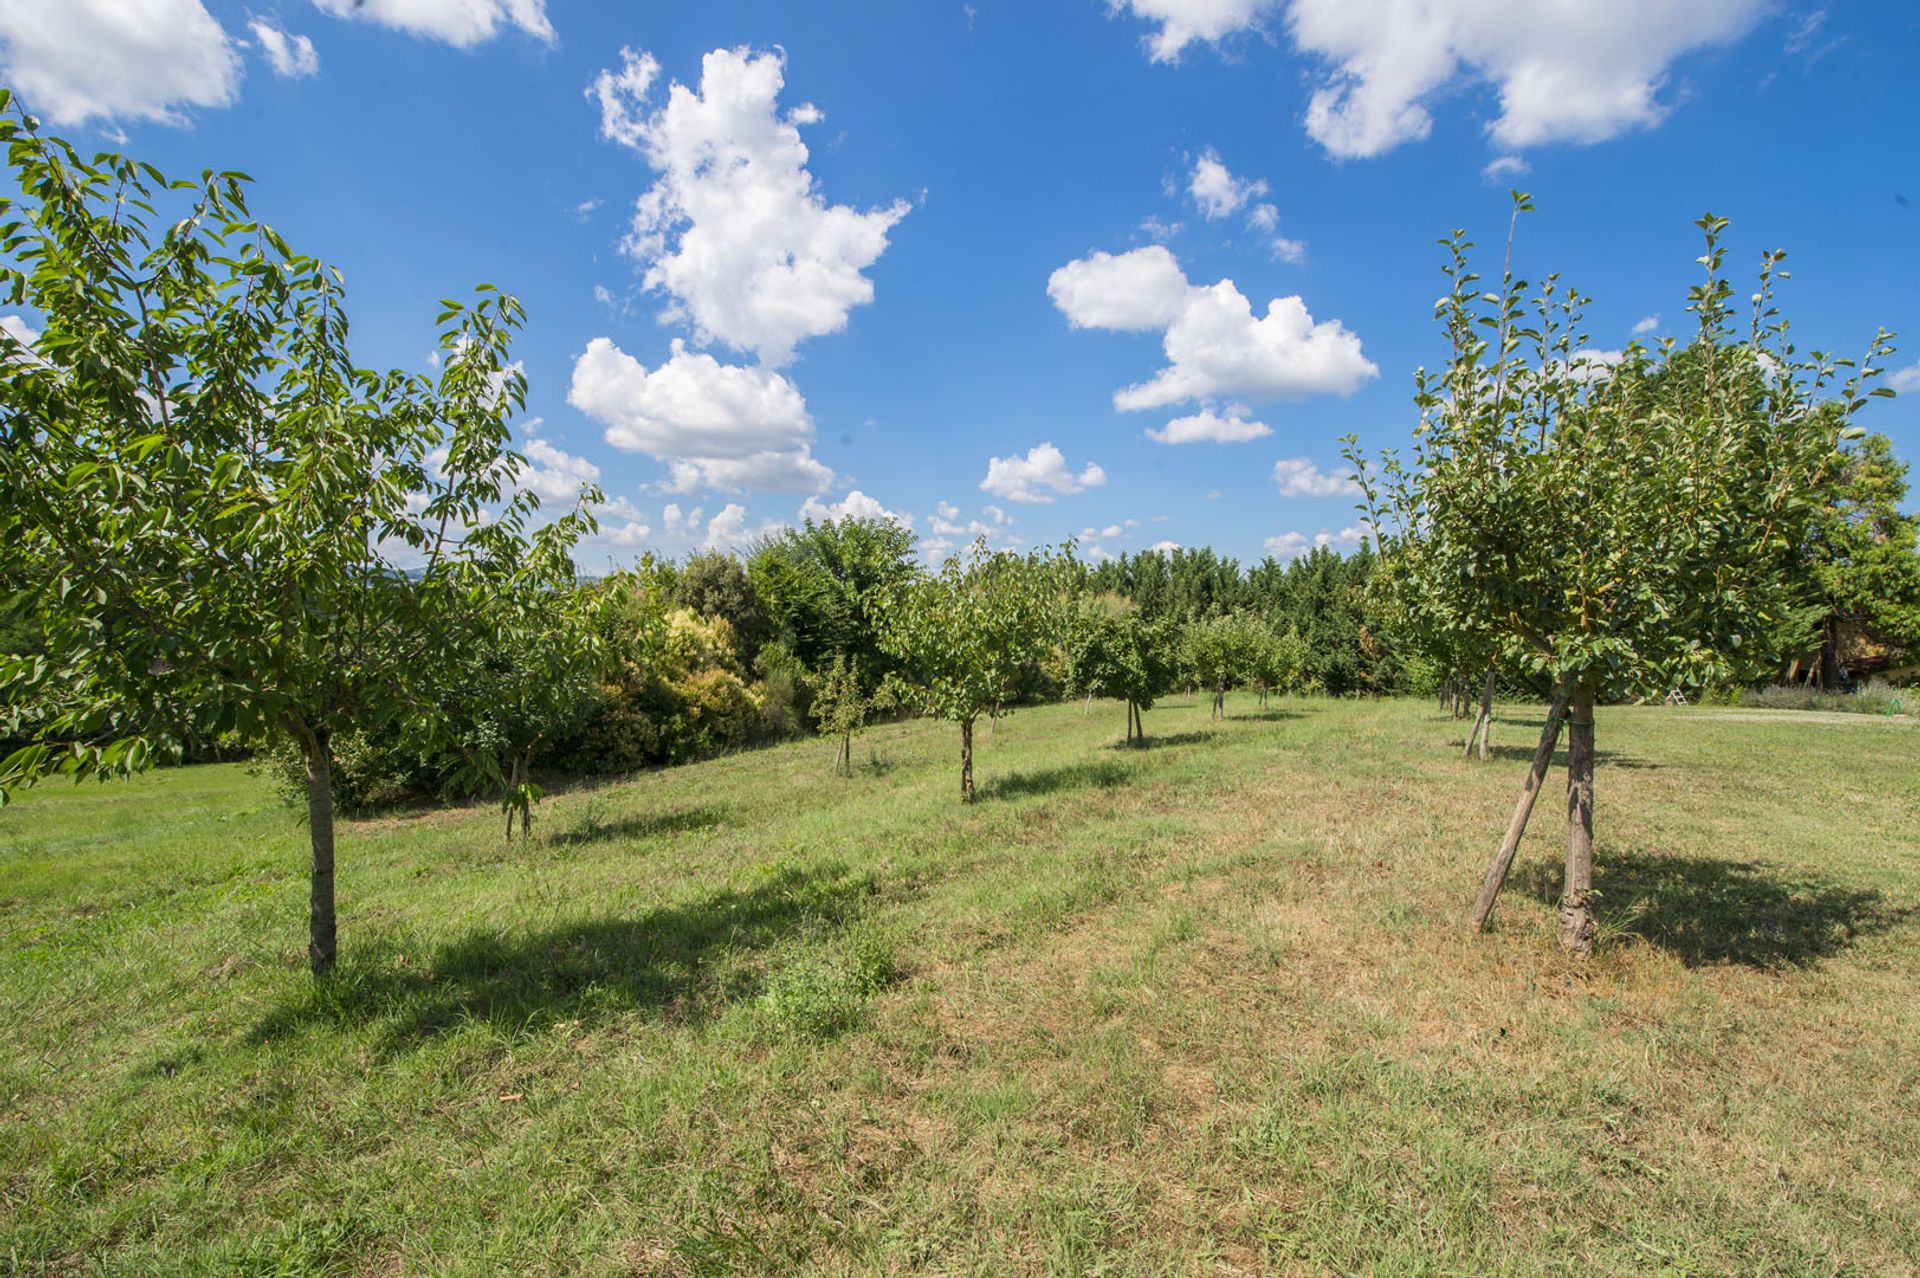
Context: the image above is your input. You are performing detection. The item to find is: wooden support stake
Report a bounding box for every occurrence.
[1469,683,1570,931]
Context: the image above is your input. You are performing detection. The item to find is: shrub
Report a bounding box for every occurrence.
[673,668,761,757]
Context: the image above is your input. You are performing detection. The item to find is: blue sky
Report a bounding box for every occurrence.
[4,0,1918,569]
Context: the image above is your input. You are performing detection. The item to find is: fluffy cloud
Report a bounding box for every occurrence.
[1889,363,1920,395]
[1631,314,1661,336]
[930,500,1015,540]
[568,337,833,495]
[1,315,39,347]
[980,443,1106,504]
[799,489,910,526]
[517,438,601,504]
[1482,154,1530,181]
[664,452,833,496]
[1289,0,1769,158]
[1271,456,1358,496]
[1117,1,1767,158]
[1188,150,1308,260]
[1113,0,1278,62]
[1117,283,1374,408]
[311,0,552,47]
[593,46,910,367]
[702,502,786,549]
[250,20,318,78]
[1052,246,1374,413]
[1264,524,1369,559]
[1046,245,1192,332]
[1148,539,1181,553]
[0,0,241,126]
[1189,148,1267,219]
[1147,405,1272,444]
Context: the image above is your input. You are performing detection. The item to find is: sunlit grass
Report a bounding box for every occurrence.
[2,698,1916,1274]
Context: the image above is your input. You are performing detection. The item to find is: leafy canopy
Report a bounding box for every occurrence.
[1349,199,1896,699]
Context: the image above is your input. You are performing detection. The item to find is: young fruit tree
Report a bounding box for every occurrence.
[444,554,609,844]
[1062,596,1179,745]
[1349,197,1895,955]
[810,652,891,776]
[1249,624,1308,709]
[1182,613,1263,721]
[0,103,599,976]
[875,540,1070,801]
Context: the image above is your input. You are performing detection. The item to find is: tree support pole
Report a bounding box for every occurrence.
[1469,684,1569,931]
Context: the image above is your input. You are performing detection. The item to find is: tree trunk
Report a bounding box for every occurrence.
[960,717,975,803]
[1469,684,1570,931]
[504,756,520,843]
[1818,616,1844,691]
[1463,668,1496,760]
[519,752,533,842]
[1559,684,1597,956]
[1212,682,1225,721]
[304,730,337,978]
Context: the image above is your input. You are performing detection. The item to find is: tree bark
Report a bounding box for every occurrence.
[519,752,533,842]
[1469,684,1570,931]
[1463,668,1496,760]
[1559,683,1597,956]
[960,717,974,803]
[504,756,520,843]
[304,729,337,978]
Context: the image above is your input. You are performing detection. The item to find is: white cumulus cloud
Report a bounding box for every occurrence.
[249,20,318,78]
[1889,363,1920,395]
[703,502,785,549]
[980,443,1107,504]
[1046,245,1193,332]
[1052,245,1374,413]
[0,0,241,126]
[1265,524,1369,559]
[1631,314,1661,336]
[799,489,911,526]
[1147,405,1272,444]
[311,0,552,47]
[1289,0,1768,158]
[1189,147,1267,219]
[1113,0,1279,62]
[517,438,601,505]
[593,45,911,367]
[568,337,834,496]
[1271,456,1358,496]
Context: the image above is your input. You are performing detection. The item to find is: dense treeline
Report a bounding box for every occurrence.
[257,531,1403,811]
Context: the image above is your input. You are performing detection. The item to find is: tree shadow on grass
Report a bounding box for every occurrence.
[247,861,872,1056]
[1511,849,1911,969]
[1227,707,1304,723]
[1481,742,1663,769]
[544,804,729,848]
[1107,729,1224,752]
[982,759,1132,801]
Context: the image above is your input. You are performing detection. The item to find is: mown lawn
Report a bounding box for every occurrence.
[2,697,1917,1276]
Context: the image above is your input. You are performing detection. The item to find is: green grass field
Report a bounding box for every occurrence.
[2,697,1917,1276]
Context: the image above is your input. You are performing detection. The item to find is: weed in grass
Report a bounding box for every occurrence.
[760,927,900,1038]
